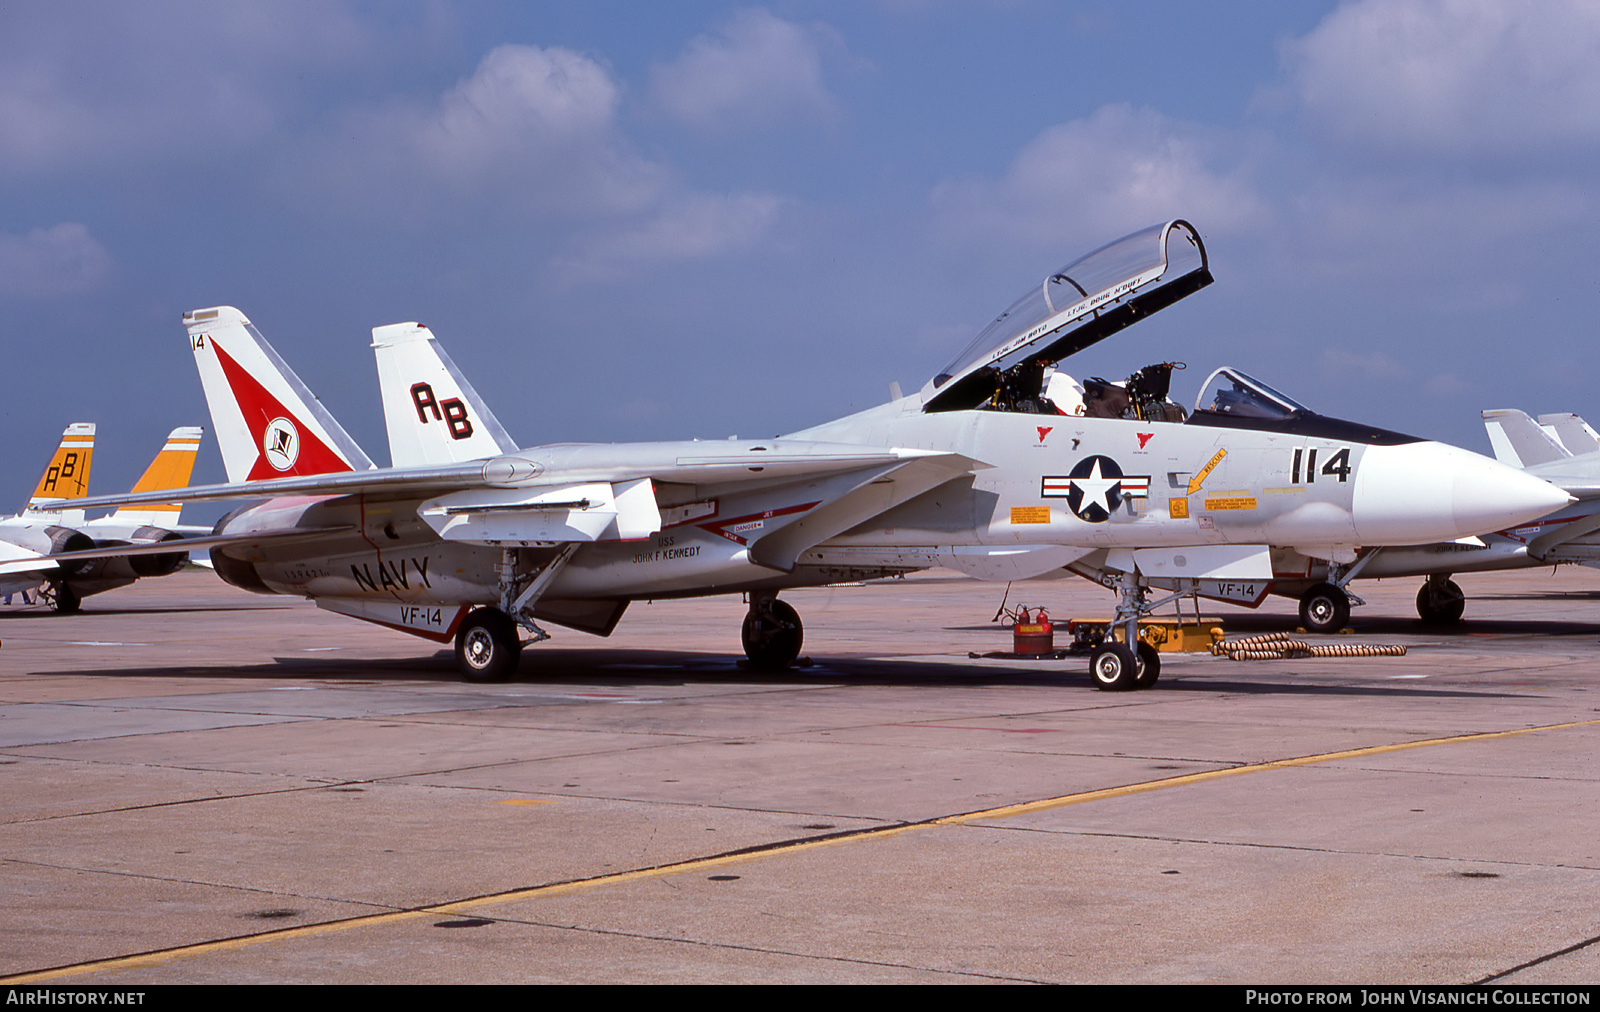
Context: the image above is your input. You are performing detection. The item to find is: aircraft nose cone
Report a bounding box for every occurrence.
[1352,441,1570,544]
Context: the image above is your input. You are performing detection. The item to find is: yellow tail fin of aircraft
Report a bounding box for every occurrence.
[3,424,206,611]
[108,426,204,527]
[25,422,95,518]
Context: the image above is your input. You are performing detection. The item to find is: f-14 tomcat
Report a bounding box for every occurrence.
[2,423,204,610]
[71,220,1568,689]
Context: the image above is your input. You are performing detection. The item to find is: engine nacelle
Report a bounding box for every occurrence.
[208,502,291,595]
[0,525,97,577]
[128,526,188,578]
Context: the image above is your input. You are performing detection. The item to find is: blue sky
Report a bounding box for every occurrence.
[4,1,1598,510]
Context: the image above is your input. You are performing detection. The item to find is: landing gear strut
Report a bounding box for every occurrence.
[451,545,579,682]
[1297,551,1379,634]
[742,593,803,671]
[46,580,80,614]
[1086,570,1172,691]
[1416,574,1465,625]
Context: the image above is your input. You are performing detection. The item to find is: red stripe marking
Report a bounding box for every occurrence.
[211,340,354,480]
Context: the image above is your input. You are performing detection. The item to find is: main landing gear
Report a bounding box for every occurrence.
[454,545,580,682]
[45,580,80,614]
[1416,574,1465,625]
[742,592,804,671]
[456,608,522,682]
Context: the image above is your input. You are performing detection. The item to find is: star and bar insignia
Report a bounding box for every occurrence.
[1042,455,1150,523]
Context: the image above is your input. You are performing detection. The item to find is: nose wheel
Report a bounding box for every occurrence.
[1298,582,1350,634]
[1088,639,1160,691]
[742,596,803,671]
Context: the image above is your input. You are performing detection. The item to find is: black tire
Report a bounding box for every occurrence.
[1416,578,1466,625]
[1089,642,1140,691]
[1134,640,1161,689]
[1299,582,1349,634]
[455,608,522,682]
[741,599,803,671]
[50,581,81,615]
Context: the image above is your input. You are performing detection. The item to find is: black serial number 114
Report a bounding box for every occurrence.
[1291,446,1352,484]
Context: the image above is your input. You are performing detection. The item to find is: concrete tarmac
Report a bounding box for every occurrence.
[1,567,1598,984]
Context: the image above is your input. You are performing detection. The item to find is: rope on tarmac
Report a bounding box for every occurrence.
[1210,631,1407,661]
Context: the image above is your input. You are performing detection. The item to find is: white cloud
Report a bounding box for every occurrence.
[0,223,111,297]
[930,104,1268,248]
[0,1,372,173]
[1317,348,1410,383]
[315,44,666,218]
[1286,0,1600,158]
[649,9,838,132]
[1283,171,1586,298]
[555,191,785,283]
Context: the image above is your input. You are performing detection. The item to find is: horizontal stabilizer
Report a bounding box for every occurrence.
[1483,408,1568,468]
[1527,510,1600,561]
[0,541,54,577]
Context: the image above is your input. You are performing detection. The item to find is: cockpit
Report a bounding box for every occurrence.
[921,220,1211,415]
[919,220,1420,445]
[1191,367,1306,420]
[980,359,1191,423]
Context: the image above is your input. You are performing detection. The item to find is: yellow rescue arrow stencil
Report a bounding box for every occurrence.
[1187,448,1227,495]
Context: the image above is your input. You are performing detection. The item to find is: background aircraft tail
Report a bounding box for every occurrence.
[184,307,374,483]
[371,322,519,467]
[1536,413,1600,457]
[25,423,95,516]
[108,426,205,526]
[1482,408,1569,468]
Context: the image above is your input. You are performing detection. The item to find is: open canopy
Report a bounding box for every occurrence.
[923,220,1211,412]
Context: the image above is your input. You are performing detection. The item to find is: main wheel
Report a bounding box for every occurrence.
[1134,640,1161,689]
[1298,582,1349,634]
[741,599,803,671]
[50,581,80,614]
[1416,578,1466,625]
[1089,642,1140,691]
[455,608,522,682]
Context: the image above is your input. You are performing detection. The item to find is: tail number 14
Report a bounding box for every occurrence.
[1291,446,1352,484]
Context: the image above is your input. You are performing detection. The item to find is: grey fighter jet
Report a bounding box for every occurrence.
[67,221,1567,688]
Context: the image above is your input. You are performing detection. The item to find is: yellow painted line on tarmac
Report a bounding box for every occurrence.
[930,717,1600,825]
[493,798,557,806]
[6,716,1598,984]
